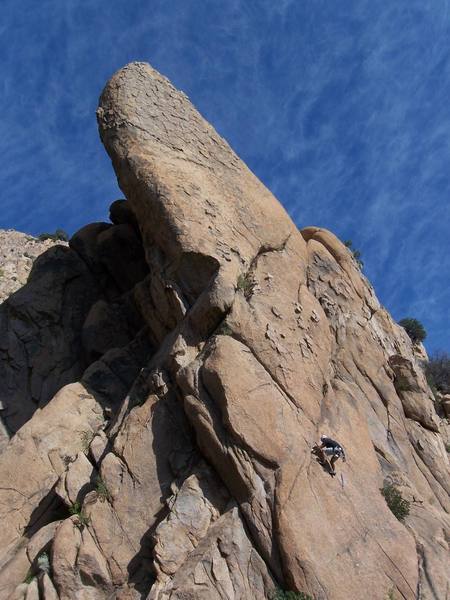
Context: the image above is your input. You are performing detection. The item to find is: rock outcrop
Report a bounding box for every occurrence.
[0,63,448,600]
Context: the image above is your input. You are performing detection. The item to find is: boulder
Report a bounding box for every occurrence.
[109,199,138,229]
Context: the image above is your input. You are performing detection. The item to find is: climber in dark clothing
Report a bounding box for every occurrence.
[312,434,346,475]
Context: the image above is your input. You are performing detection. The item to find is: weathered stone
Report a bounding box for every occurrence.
[82,388,195,589]
[0,384,103,597]
[89,430,109,465]
[109,199,138,229]
[24,578,39,600]
[151,466,229,584]
[0,246,101,446]
[56,452,95,506]
[97,224,148,293]
[82,328,153,409]
[51,518,82,600]
[150,506,275,599]
[0,230,68,303]
[26,521,61,565]
[1,62,449,600]
[40,573,59,600]
[77,527,113,591]
[68,223,112,282]
[7,583,29,600]
[82,292,144,360]
[389,354,439,430]
[0,548,30,600]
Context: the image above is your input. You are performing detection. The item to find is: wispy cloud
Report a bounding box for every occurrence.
[0,0,449,351]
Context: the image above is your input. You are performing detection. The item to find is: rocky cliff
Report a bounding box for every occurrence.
[0,63,448,600]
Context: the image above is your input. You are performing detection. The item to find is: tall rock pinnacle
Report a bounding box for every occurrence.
[0,62,448,600]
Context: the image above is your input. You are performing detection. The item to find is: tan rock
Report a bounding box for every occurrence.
[0,384,103,596]
[389,354,439,431]
[40,573,59,600]
[0,244,101,448]
[0,547,30,600]
[26,521,61,565]
[1,62,449,600]
[89,430,108,465]
[77,527,113,590]
[151,466,228,583]
[51,515,113,600]
[56,452,95,506]
[151,506,275,599]
[68,223,113,290]
[95,62,448,599]
[7,583,29,600]
[51,518,82,600]
[24,578,39,600]
[0,230,67,304]
[83,389,195,587]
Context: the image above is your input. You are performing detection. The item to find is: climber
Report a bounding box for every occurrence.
[311,434,346,476]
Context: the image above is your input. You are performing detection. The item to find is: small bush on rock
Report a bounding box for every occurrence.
[236,272,255,299]
[23,570,35,584]
[398,318,427,344]
[343,239,363,269]
[69,501,90,527]
[96,476,112,502]
[380,482,410,522]
[37,228,69,242]
[216,322,233,336]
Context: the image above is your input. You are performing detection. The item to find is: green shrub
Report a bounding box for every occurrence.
[380,482,410,522]
[270,590,314,600]
[23,551,50,583]
[96,476,112,502]
[23,570,35,584]
[343,240,363,269]
[236,272,255,299]
[398,318,427,344]
[216,322,233,336]
[37,228,69,242]
[69,501,90,527]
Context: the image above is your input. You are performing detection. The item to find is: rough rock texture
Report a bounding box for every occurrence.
[0,211,151,452]
[0,231,68,447]
[0,62,448,600]
[0,230,68,304]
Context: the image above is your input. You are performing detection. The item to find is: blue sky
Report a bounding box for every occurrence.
[1,0,449,353]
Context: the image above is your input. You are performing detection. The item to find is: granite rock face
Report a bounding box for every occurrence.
[0,213,151,452]
[0,63,448,600]
[0,230,68,304]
